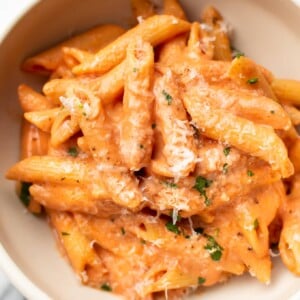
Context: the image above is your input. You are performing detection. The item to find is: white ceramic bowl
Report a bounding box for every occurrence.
[1,1,300,299]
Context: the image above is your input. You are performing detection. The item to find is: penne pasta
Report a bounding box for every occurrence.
[182,92,293,178]
[272,79,300,106]
[22,24,125,74]
[18,84,55,112]
[121,39,154,170]
[72,15,191,75]
[153,69,197,177]
[7,4,300,299]
[24,107,61,133]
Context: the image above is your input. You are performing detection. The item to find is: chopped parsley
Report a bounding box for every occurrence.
[193,176,213,206]
[19,182,32,207]
[270,110,275,114]
[235,52,245,59]
[68,146,78,157]
[133,67,138,72]
[253,218,259,230]
[162,90,173,105]
[198,277,206,285]
[61,232,70,236]
[204,235,224,261]
[162,181,178,189]
[247,170,254,177]
[101,283,112,292]
[247,77,259,84]
[166,221,180,234]
[222,163,229,174]
[223,146,231,156]
[121,227,126,235]
[140,239,146,244]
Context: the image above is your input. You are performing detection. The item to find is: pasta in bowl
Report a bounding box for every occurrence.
[3,0,300,299]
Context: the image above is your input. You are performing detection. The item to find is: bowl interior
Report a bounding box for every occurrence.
[1,0,300,299]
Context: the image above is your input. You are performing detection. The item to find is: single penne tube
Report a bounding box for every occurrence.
[272,79,300,106]
[18,84,55,112]
[228,56,278,100]
[47,210,101,275]
[131,0,155,20]
[182,93,294,178]
[163,0,187,20]
[185,85,291,130]
[72,15,191,75]
[6,156,92,184]
[24,107,61,132]
[283,104,300,125]
[21,120,50,159]
[153,71,197,177]
[22,24,125,74]
[121,39,154,170]
[6,155,113,198]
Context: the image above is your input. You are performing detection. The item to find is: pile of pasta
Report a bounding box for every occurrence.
[6,0,300,299]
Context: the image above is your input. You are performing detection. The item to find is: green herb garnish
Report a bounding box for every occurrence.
[235,52,245,59]
[61,232,70,236]
[222,163,229,174]
[247,77,259,84]
[162,181,178,189]
[19,182,32,207]
[270,110,275,114]
[223,147,231,156]
[204,235,224,261]
[68,147,78,157]
[101,283,112,292]
[247,170,254,177]
[253,218,259,230]
[166,221,180,234]
[198,277,206,284]
[193,176,213,207]
[162,90,173,105]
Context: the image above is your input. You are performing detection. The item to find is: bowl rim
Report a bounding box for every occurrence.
[1,1,300,300]
[0,243,49,300]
